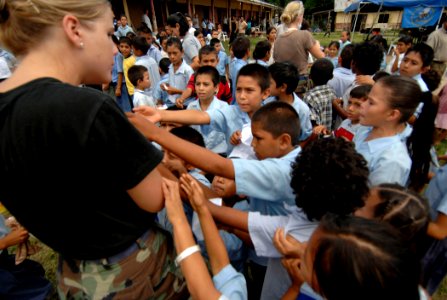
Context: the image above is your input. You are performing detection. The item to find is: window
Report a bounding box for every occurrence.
[378,14,389,23]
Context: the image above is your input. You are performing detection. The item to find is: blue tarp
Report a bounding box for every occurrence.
[402,5,443,27]
[344,0,447,13]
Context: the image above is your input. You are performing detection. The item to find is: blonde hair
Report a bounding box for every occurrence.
[280,1,304,25]
[0,0,109,56]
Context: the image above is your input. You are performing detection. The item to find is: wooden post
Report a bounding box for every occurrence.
[211,0,215,23]
[187,0,192,16]
[150,0,158,33]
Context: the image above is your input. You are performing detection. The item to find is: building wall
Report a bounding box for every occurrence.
[335,10,402,31]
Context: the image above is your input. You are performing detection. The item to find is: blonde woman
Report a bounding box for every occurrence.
[0,0,186,298]
[273,1,324,75]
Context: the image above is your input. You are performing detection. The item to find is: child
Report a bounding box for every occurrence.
[326,41,340,67]
[266,62,313,141]
[119,37,136,105]
[303,58,336,132]
[187,66,229,154]
[134,63,271,155]
[176,45,232,107]
[132,36,160,98]
[153,57,171,106]
[386,35,412,74]
[162,37,194,107]
[399,43,434,92]
[114,14,134,38]
[230,36,250,102]
[334,84,372,141]
[127,65,155,108]
[136,25,162,64]
[252,40,271,67]
[353,76,432,187]
[210,38,229,81]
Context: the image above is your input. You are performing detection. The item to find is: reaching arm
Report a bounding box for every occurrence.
[133,105,211,125]
[0,227,29,250]
[428,212,447,240]
[127,112,235,179]
[176,87,194,108]
[309,42,325,59]
[127,168,164,212]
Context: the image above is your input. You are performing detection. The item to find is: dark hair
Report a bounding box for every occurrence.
[342,30,351,40]
[398,35,412,45]
[310,58,333,86]
[159,57,171,74]
[132,36,149,54]
[137,25,152,35]
[252,102,300,146]
[268,62,299,94]
[372,183,429,257]
[339,44,354,69]
[194,28,203,37]
[301,19,310,31]
[405,43,434,67]
[199,45,217,60]
[352,42,383,75]
[421,69,441,92]
[167,37,183,51]
[314,214,421,300]
[126,31,136,40]
[372,70,390,82]
[210,38,221,48]
[112,34,119,46]
[291,138,369,221]
[267,27,277,35]
[119,36,132,47]
[231,36,250,59]
[236,63,270,92]
[349,84,372,99]
[127,65,148,87]
[328,41,340,50]
[253,40,271,60]
[195,65,220,86]
[170,126,205,147]
[167,12,189,37]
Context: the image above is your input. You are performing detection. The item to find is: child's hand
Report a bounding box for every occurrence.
[273,228,306,258]
[180,173,207,213]
[132,105,162,123]
[126,112,159,139]
[115,86,122,97]
[212,176,236,198]
[3,227,29,248]
[163,153,188,178]
[312,125,330,136]
[175,97,185,108]
[332,98,342,107]
[230,130,241,145]
[161,178,188,225]
[281,257,305,288]
[355,75,374,85]
[160,83,170,91]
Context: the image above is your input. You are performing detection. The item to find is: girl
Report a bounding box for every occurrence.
[326,41,340,68]
[0,0,186,297]
[252,40,271,67]
[266,27,277,65]
[353,76,433,188]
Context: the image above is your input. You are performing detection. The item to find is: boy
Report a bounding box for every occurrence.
[128,65,155,108]
[210,38,229,80]
[303,58,336,132]
[386,35,412,74]
[119,37,136,104]
[230,36,250,102]
[334,84,372,141]
[136,25,162,64]
[153,57,171,106]
[266,62,313,141]
[136,63,270,155]
[132,36,160,98]
[176,46,232,107]
[162,37,194,107]
[115,14,134,38]
[399,43,434,92]
[187,66,228,154]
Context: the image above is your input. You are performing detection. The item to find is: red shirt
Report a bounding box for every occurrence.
[187,74,233,104]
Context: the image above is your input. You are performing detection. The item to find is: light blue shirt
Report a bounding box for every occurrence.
[153,74,169,104]
[213,265,247,300]
[354,126,411,186]
[217,51,228,76]
[147,44,162,64]
[207,105,251,154]
[255,60,269,67]
[230,58,247,103]
[115,52,126,83]
[425,165,447,220]
[414,73,429,92]
[264,94,312,141]
[328,67,355,98]
[135,55,160,98]
[0,214,10,254]
[187,97,229,154]
[115,25,134,38]
[168,60,194,105]
[182,31,201,65]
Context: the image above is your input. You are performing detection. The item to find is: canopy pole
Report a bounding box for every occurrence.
[351,2,362,40]
[436,7,445,28]
[366,0,384,41]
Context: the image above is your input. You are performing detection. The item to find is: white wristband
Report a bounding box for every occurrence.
[175,245,201,266]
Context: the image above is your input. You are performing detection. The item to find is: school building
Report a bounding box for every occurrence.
[111,0,282,33]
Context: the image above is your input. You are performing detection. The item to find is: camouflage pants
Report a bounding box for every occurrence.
[57,228,188,299]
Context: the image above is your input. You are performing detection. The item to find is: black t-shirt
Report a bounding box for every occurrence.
[0,78,163,259]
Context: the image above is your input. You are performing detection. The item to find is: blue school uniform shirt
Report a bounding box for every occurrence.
[217,51,228,76]
[230,58,247,104]
[213,264,247,300]
[147,44,162,64]
[168,60,194,106]
[425,165,447,220]
[354,126,411,186]
[207,105,251,155]
[255,60,268,67]
[187,96,229,154]
[264,94,312,141]
[153,73,169,104]
[135,55,160,98]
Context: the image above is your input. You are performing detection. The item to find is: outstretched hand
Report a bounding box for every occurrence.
[161,178,187,225]
[211,176,236,198]
[133,105,162,123]
[126,112,160,140]
[180,173,207,213]
[273,228,306,258]
[230,130,242,146]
